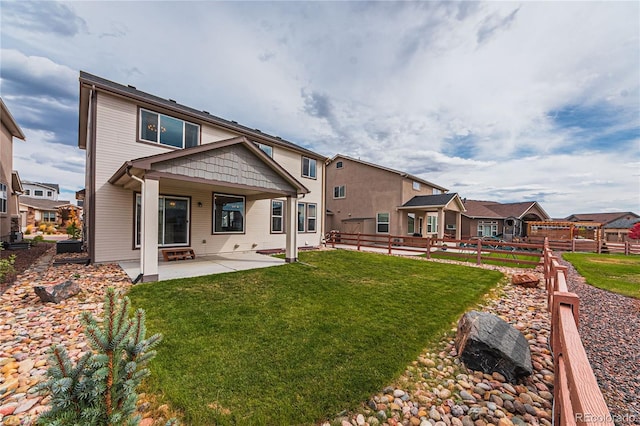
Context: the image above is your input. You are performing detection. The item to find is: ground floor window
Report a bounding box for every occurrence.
[214,193,245,233]
[271,200,284,233]
[478,221,498,237]
[377,212,389,233]
[408,213,415,234]
[135,194,190,247]
[297,202,317,233]
[427,215,437,233]
[43,211,56,222]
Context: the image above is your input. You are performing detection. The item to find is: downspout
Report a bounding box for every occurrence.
[127,167,144,284]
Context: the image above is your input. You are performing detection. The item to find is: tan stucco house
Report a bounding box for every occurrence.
[1,98,26,244]
[451,199,550,241]
[79,72,326,282]
[325,155,465,239]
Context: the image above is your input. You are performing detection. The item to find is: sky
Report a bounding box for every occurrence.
[1,1,639,218]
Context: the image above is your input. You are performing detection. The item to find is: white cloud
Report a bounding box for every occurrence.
[1,1,638,217]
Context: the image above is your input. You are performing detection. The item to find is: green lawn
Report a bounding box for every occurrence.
[128,250,503,425]
[563,252,640,299]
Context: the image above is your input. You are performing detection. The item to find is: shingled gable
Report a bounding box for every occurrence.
[400,193,466,211]
[108,136,309,197]
[78,71,325,161]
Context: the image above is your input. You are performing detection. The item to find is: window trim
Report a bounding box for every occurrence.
[138,107,201,149]
[333,185,346,199]
[213,193,246,234]
[301,156,317,179]
[427,215,437,233]
[256,143,273,158]
[377,212,390,234]
[307,203,317,233]
[412,181,421,191]
[408,213,415,235]
[478,220,498,237]
[34,190,44,197]
[271,199,284,234]
[134,193,191,248]
[0,182,7,214]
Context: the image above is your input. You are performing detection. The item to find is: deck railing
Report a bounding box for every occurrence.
[542,238,613,426]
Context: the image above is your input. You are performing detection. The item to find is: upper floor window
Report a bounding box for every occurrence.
[412,181,421,191]
[24,189,30,196]
[333,185,346,199]
[139,108,200,149]
[34,190,44,197]
[302,157,316,179]
[336,161,343,169]
[256,143,273,157]
[433,188,442,195]
[47,191,53,197]
[0,183,7,213]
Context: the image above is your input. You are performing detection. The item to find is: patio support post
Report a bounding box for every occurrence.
[455,211,462,240]
[285,195,298,263]
[141,177,159,282]
[437,207,445,239]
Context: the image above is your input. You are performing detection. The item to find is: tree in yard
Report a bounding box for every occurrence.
[37,287,176,426]
[629,222,640,240]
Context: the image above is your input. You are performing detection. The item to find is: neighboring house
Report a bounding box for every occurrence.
[325,155,465,239]
[451,199,551,241]
[1,98,26,244]
[78,72,326,282]
[21,181,60,200]
[19,197,79,230]
[565,212,640,242]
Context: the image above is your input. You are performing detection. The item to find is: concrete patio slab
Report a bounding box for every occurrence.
[119,251,285,282]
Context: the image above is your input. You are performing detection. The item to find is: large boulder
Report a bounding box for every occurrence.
[455,311,533,383]
[511,273,540,288]
[34,280,80,303]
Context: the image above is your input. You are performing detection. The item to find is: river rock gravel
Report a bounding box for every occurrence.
[559,255,640,424]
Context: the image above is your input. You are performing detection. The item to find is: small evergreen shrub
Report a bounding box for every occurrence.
[25,224,33,235]
[37,287,177,426]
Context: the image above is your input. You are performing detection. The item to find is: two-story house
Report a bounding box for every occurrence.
[22,182,60,200]
[78,72,326,282]
[1,98,26,244]
[325,155,465,239]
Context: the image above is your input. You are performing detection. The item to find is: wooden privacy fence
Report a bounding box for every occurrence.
[326,231,543,266]
[542,238,613,426]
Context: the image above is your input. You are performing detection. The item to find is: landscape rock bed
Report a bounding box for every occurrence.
[559,255,640,423]
[0,258,132,425]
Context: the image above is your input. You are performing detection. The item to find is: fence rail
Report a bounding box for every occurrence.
[326,231,543,266]
[543,239,613,426]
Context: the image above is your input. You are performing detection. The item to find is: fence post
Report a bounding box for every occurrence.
[476,239,482,265]
[625,241,630,256]
[571,239,576,252]
[357,233,361,251]
[426,237,431,259]
[331,231,336,248]
[388,234,392,255]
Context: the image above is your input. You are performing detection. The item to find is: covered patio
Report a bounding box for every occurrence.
[108,136,308,282]
[119,251,285,282]
[398,193,466,239]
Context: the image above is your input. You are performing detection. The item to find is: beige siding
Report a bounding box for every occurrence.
[92,92,324,262]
